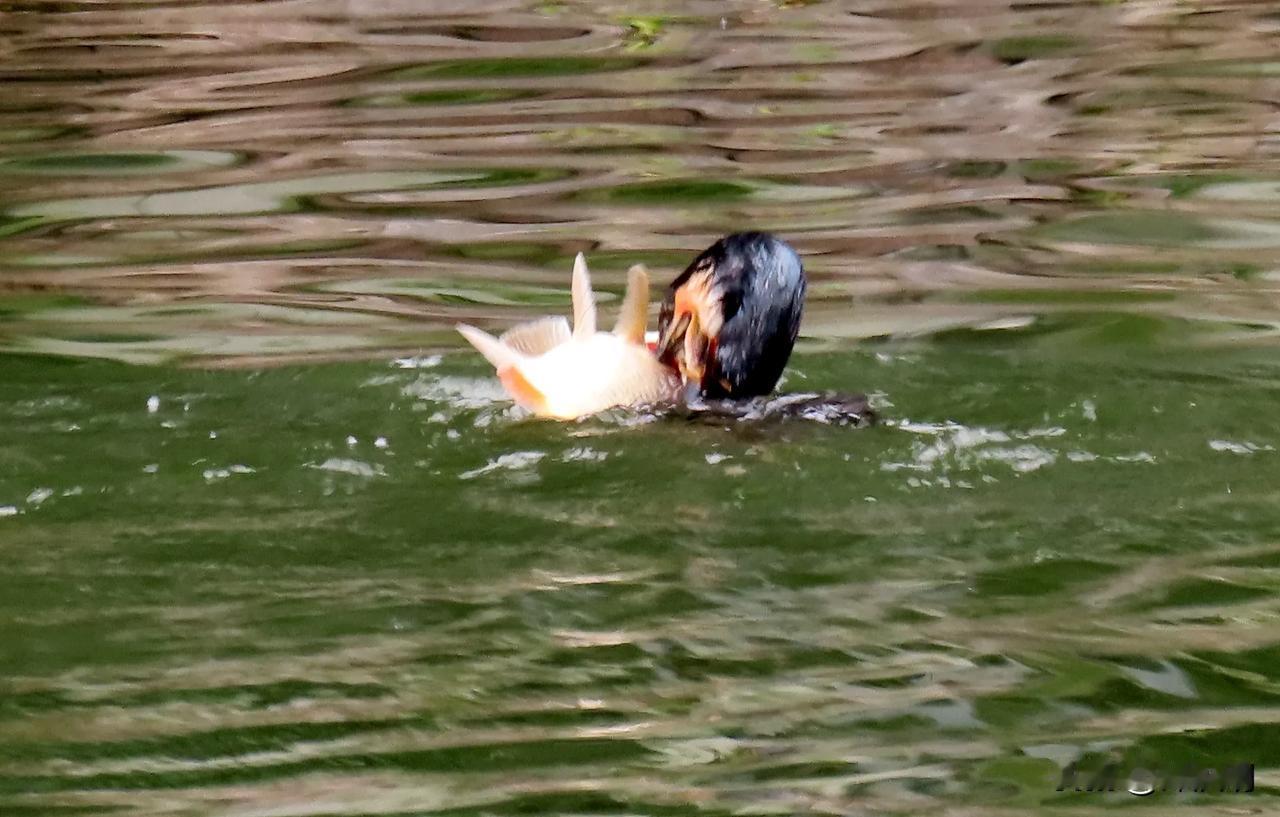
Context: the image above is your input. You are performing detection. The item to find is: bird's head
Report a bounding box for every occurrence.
[656,232,805,399]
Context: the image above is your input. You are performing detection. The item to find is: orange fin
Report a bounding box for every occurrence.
[613,264,650,344]
[498,365,548,413]
[457,323,521,370]
[571,252,597,338]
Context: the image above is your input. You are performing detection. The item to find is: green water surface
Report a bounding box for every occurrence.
[4,0,1280,814]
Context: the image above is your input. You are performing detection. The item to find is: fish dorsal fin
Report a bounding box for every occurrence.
[500,316,571,356]
[614,264,649,344]
[571,252,596,339]
[456,323,522,371]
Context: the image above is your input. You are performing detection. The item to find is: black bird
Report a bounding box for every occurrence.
[656,232,806,399]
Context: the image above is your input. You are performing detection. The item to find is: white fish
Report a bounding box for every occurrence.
[456,254,680,419]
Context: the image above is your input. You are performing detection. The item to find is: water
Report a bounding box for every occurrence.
[4,1,1280,813]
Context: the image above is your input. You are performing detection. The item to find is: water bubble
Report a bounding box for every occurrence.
[460,451,545,480]
[26,488,52,505]
[309,458,386,478]
[1209,439,1274,455]
[562,446,606,462]
[202,464,255,481]
[393,355,442,369]
[1127,769,1155,796]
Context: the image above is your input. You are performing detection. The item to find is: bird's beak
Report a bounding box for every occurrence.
[656,310,691,363]
[658,266,721,390]
[657,306,713,388]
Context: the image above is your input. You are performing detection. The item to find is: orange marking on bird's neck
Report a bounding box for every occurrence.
[674,271,724,342]
[673,286,694,319]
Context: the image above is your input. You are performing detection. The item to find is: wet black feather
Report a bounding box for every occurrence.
[661,232,806,398]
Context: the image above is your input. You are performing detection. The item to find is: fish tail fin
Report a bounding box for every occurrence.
[614,263,650,344]
[456,323,522,370]
[457,323,549,413]
[571,252,597,339]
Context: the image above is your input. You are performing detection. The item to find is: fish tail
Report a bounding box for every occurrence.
[456,323,522,370]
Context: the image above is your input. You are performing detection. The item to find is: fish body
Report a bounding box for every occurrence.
[457,254,680,419]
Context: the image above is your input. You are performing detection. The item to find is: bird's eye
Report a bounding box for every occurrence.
[720,290,742,322]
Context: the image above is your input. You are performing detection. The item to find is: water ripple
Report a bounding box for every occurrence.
[4,2,1280,815]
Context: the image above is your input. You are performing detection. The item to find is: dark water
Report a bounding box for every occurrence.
[4,1,1280,814]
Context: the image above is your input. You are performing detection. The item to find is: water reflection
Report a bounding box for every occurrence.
[4,1,1280,816]
[2,0,1279,362]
